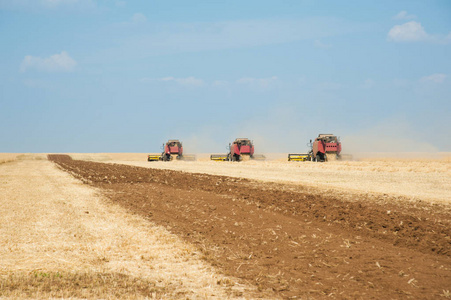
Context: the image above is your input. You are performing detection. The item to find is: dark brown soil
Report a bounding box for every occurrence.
[48,155,451,299]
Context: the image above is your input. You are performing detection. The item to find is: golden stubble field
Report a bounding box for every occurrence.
[0,156,266,299]
[1,153,450,298]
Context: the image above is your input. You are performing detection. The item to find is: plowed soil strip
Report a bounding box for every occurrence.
[49,155,451,299]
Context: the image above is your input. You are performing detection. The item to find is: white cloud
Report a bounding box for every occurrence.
[141,76,205,87]
[316,82,342,90]
[100,17,362,59]
[115,0,125,7]
[170,76,204,86]
[314,39,331,48]
[446,32,451,43]
[42,0,79,7]
[160,76,175,82]
[212,80,229,87]
[388,21,451,44]
[115,12,147,27]
[131,13,146,24]
[0,0,94,9]
[387,21,428,42]
[20,51,77,72]
[362,79,375,89]
[237,76,278,88]
[419,73,447,84]
[393,11,416,20]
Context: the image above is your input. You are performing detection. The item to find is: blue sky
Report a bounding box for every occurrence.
[0,0,450,153]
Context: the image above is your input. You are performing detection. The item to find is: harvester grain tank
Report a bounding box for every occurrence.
[210,138,265,161]
[148,140,195,161]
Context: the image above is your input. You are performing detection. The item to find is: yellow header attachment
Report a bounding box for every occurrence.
[210,154,228,161]
[288,153,309,161]
[147,154,161,161]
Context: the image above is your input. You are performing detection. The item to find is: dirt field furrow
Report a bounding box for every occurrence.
[49,155,451,299]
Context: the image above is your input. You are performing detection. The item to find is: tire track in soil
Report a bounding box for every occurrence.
[49,155,451,299]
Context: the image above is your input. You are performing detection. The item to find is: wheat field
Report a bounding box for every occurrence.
[0,157,268,299]
[96,153,451,204]
[1,153,450,298]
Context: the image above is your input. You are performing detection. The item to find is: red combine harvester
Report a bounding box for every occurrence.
[288,133,342,162]
[148,140,195,161]
[310,134,342,162]
[210,138,265,161]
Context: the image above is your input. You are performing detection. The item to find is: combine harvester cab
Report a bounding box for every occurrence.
[148,139,196,161]
[311,134,342,162]
[210,138,266,161]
